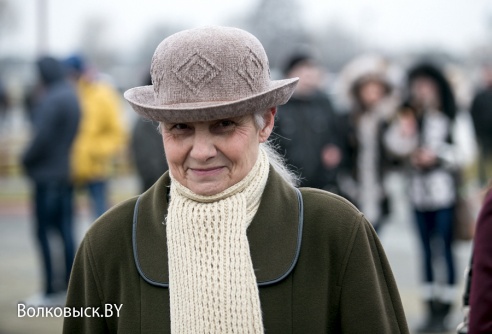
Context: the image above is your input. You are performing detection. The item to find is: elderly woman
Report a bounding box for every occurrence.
[64,26,408,333]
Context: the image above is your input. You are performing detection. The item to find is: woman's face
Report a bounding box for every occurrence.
[359,80,386,109]
[161,109,275,196]
[289,62,324,96]
[411,77,439,109]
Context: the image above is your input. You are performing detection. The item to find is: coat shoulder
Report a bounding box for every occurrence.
[83,196,138,255]
[299,187,367,236]
[300,187,361,218]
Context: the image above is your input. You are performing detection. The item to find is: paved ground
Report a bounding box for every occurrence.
[0,172,472,334]
[379,172,472,333]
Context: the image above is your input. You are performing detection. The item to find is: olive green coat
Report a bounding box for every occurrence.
[64,168,409,333]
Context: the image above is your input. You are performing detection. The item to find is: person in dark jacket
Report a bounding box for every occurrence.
[131,75,168,192]
[22,56,81,304]
[469,183,492,333]
[275,53,342,192]
[0,78,9,129]
[131,117,168,192]
[470,65,492,187]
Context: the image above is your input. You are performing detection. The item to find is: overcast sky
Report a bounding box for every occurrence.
[4,0,492,57]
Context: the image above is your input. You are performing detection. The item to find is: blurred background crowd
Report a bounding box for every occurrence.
[1,0,492,333]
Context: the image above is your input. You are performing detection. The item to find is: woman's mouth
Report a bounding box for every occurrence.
[189,166,225,177]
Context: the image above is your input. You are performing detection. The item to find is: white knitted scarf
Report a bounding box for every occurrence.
[167,148,269,334]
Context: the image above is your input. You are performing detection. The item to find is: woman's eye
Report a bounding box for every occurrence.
[212,120,236,133]
[173,123,189,130]
[165,123,192,135]
[219,120,234,127]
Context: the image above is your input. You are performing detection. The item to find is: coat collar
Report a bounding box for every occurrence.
[132,166,303,287]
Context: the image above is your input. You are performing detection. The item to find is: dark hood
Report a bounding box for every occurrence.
[407,62,457,121]
[37,56,65,86]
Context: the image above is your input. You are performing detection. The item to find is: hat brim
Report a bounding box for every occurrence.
[124,78,298,123]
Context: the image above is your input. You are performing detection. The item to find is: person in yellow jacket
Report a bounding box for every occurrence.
[64,55,127,218]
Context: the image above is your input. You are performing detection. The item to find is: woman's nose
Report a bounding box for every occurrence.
[189,131,217,162]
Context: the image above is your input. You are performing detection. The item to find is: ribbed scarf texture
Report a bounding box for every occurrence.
[167,148,269,333]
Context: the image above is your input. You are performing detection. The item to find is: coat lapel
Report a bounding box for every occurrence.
[132,173,170,287]
[132,167,303,287]
[248,168,303,285]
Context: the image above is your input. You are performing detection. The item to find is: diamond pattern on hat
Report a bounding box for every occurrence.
[173,53,221,94]
[237,48,264,92]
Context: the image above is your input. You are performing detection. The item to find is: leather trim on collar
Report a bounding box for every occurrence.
[133,194,169,288]
[257,187,303,286]
[132,168,303,288]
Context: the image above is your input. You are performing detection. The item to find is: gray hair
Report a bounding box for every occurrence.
[259,141,299,187]
[157,111,300,188]
[253,110,300,188]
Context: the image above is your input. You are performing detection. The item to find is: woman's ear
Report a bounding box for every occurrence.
[259,107,277,143]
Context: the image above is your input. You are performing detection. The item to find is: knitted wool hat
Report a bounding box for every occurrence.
[124,26,299,123]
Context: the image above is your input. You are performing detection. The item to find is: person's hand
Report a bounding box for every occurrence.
[322,145,341,168]
[398,113,417,137]
[411,147,437,168]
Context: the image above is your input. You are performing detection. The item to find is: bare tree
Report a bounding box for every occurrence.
[135,24,184,67]
[0,0,16,54]
[122,23,185,86]
[237,0,366,74]
[75,15,117,72]
[469,11,492,66]
[312,22,366,72]
[242,0,310,72]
